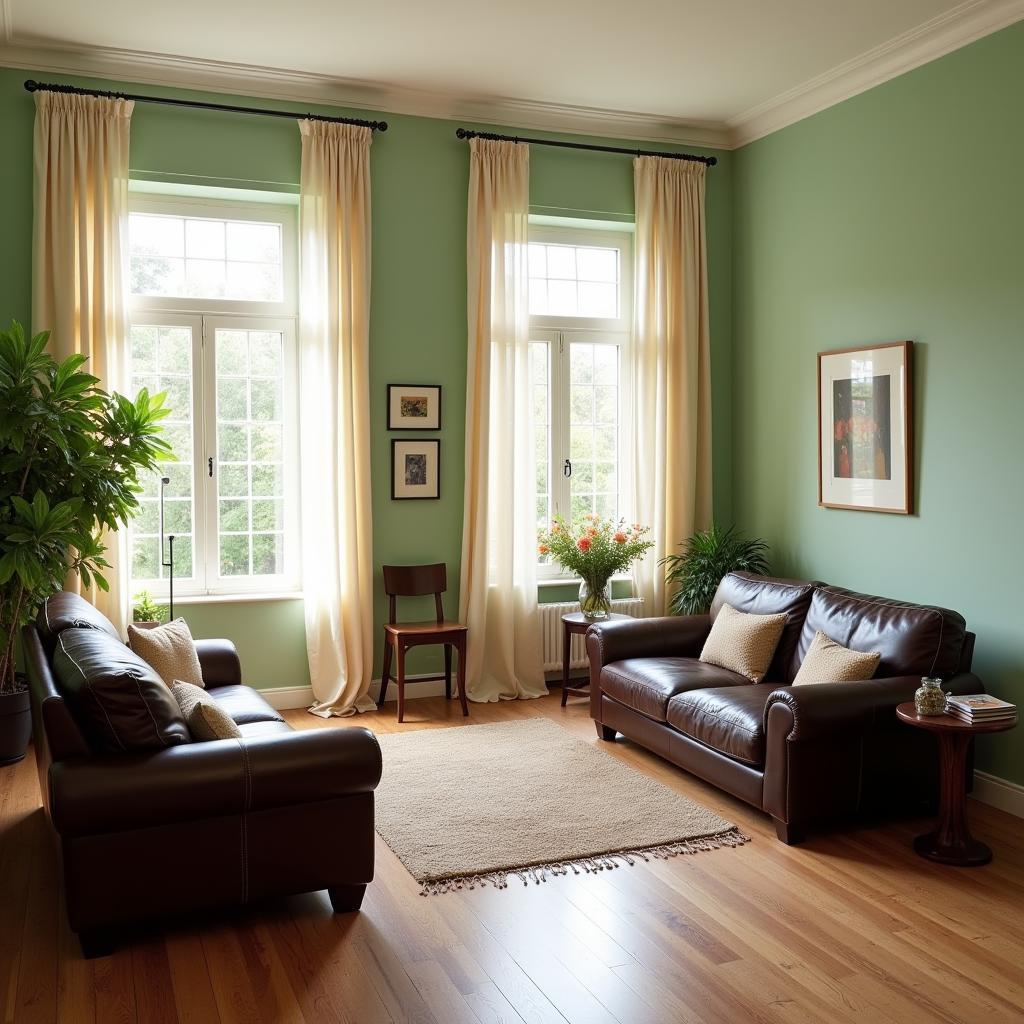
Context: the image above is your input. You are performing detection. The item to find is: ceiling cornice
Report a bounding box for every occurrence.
[727,0,1024,146]
[0,37,731,150]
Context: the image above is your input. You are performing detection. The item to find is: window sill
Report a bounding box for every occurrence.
[537,574,633,588]
[170,591,304,605]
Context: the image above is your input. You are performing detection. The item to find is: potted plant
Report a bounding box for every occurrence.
[661,524,770,615]
[132,590,167,628]
[0,322,170,765]
[538,514,654,620]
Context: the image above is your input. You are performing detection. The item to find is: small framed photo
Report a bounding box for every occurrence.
[391,439,440,500]
[818,340,913,514]
[387,384,441,431]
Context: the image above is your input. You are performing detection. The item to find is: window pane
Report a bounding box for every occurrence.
[577,246,617,283]
[547,280,577,316]
[130,215,184,257]
[186,219,225,260]
[220,534,250,576]
[226,262,282,302]
[578,282,617,319]
[131,256,184,296]
[570,385,593,424]
[185,258,226,299]
[216,331,249,375]
[546,245,576,279]
[594,345,618,384]
[226,222,281,263]
[528,244,546,277]
[219,499,249,532]
[528,279,548,315]
[218,377,248,421]
[252,499,284,532]
[218,423,248,462]
[219,463,249,498]
[594,385,617,424]
[527,236,623,320]
[251,463,283,497]
[252,533,283,576]
[159,328,191,374]
[570,345,594,384]
[132,327,158,372]
[250,378,282,421]
[249,332,283,376]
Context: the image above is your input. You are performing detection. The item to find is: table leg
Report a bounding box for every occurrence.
[913,731,991,866]
[561,623,571,707]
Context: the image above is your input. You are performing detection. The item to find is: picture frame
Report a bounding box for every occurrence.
[391,439,441,500]
[818,340,912,514]
[387,384,442,431]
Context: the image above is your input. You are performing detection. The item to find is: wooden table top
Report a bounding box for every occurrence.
[561,611,633,629]
[896,702,1018,735]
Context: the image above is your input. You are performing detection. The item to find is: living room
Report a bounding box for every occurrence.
[0,1,1022,1021]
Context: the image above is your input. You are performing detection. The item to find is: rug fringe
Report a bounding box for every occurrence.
[417,828,750,896]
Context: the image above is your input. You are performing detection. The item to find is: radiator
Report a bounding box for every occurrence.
[539,598,645,673]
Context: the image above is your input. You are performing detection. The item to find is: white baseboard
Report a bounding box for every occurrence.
[972,770,1024,819]
[259,673,447,710]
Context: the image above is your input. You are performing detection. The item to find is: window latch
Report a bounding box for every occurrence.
[563,459,572,478]
[208,456,214,478]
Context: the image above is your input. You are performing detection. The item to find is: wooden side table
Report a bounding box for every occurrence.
[896,702,1017,866]
[560,611,632,707]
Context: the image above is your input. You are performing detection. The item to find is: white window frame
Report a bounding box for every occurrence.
[529,223,634,580]
[127,193,300,599]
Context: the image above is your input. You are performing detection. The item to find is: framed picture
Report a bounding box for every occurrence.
[387,384,441,431]
[818,341,912,514]
[391,439,440,500]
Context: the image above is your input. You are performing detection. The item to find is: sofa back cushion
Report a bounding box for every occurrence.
[36,591,121,654]
[710,572,816,682]
[798,585,967,679]
[52,628,190,753]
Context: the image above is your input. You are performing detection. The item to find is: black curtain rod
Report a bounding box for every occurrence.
[24,79,388,132]
[455,127,716,166]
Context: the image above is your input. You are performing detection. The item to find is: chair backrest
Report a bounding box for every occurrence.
[382,563,447,625]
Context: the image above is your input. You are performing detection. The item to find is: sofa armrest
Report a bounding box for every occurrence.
[49,726,382,838]
[585,615,712,669]
[765,672,983,742]
[195,638,242,688]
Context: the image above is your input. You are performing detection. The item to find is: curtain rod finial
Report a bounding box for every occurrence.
[24,79,39,93]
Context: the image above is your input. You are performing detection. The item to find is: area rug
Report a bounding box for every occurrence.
[373,718,749,895]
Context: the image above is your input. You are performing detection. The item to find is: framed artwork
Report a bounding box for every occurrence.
[391,439,440,500]
[387,384,441,430]
[818,341,912,514]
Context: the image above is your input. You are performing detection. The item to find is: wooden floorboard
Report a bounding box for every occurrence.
[1,691,1022,1024]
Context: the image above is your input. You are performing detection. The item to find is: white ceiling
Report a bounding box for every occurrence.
[3,0,1022,146]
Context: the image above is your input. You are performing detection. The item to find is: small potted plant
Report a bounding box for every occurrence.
[660,524,770,615]
[538,514,654,620]
[132,591,167,629]
[0,321,170,765]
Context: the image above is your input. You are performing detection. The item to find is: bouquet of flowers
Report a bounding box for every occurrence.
[538,514,654,620]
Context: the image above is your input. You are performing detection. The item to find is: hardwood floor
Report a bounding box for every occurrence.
[2,691,1023,1024]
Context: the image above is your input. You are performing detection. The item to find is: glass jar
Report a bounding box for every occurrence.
[914,677,947,716]
[579,578,612,621]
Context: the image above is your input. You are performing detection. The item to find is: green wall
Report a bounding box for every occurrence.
[0,67,732,689]
[733,23,1024,784]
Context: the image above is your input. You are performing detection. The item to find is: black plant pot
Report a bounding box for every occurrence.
[0,684,31,766]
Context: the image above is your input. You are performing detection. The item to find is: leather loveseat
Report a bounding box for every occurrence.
[586,572,981,843]
[23,592,382,957]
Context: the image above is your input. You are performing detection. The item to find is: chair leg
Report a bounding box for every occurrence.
[444,644,452,700]
[378,636,393,708]
[328,883,367,913]
[456,636,469,717]
[396,644,407,723]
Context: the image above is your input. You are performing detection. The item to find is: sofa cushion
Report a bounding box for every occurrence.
[667,685,774,766]
[798,586,967,679]
[601,658,749,722]
[699,604,787,683]
[170,682,242,741]
[128,618,204,689]
[711,572,816,681]
[37,591,121,654]
[792,630,881,685]
[208,684,286,726]
[52,628,190,753]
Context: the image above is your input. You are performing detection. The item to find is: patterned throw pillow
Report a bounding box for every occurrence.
[792,630,881,685]
[699,603,788,683]
[128,618,204,689]
[170,681,242,741]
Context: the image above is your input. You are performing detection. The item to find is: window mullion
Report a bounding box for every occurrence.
[554,331,570,520]
[200,317,218,594]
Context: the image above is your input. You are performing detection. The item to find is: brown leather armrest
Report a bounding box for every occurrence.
[195,638,242,687]
[49,726,382,838]
[765,672,983,742]
[585,615,712,668]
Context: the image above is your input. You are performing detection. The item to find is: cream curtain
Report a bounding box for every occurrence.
[631,157,713,616]
[298,120,376,717]
[458,139,547,702]
[32,90,134,635]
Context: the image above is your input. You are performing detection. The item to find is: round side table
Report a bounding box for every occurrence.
[560,611,633,707]
[896,702,1017,866]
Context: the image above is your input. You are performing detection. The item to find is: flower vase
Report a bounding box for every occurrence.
[579,578,612,621]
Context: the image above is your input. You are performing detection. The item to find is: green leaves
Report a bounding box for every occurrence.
[661,525,770,616]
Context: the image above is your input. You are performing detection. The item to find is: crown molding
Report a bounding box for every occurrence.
[728,0,1024,146]
[0,2,13,45]
[0,36,731,150]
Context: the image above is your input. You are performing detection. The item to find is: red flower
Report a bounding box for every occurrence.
[614,532,627,543]
[577,537,592,552]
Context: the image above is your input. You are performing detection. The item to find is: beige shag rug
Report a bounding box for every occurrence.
[374,718,748,895]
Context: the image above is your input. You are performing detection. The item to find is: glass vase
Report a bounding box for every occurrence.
[914,677,947,716]
[579,578,612,621]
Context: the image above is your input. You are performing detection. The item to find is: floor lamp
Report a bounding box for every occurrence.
[158,476,175,620]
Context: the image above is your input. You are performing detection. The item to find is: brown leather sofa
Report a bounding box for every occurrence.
[23,592,382,958]
[586,572,981,843]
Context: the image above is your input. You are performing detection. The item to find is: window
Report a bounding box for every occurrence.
[127,194,299,597]
[529,223,633,576]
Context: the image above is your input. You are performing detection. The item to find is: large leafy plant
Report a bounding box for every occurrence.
[661,525,770,615]
[0,322,170,693]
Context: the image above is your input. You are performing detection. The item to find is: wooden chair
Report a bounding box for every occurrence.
[378,563,469,723]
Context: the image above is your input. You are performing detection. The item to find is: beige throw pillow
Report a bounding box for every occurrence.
[699,603,787,683]
[128,618,204,689]
[170,681,242,741]
[792,630,881,685]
